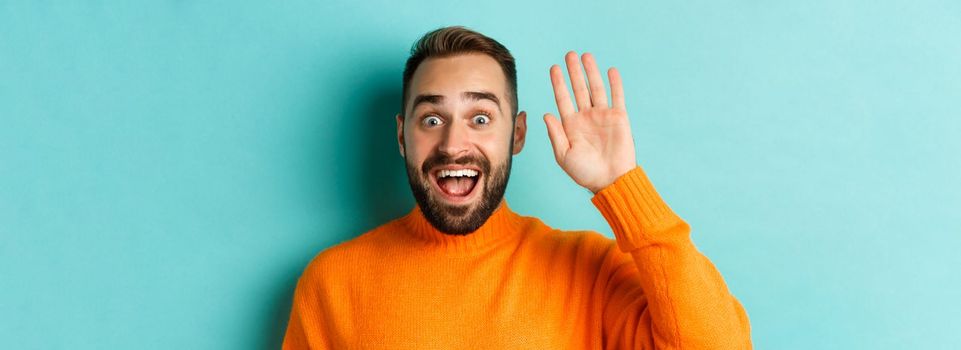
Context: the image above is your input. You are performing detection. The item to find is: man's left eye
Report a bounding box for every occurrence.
[472,114,490,125]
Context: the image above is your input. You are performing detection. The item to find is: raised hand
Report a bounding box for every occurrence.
[544,51,638,193]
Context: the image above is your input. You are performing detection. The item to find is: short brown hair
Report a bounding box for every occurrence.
[401,26,518,118]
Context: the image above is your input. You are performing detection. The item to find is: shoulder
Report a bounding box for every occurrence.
[297,218,399,284]
[524,214,614,247]
[521,215,622,265]
[517,215,636,287]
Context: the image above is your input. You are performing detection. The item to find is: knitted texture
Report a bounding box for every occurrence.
[282,166,752,349]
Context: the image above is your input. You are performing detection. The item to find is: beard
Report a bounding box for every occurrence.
[404,149,512,236]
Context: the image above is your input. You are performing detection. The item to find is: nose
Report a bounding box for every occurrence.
[437,119,470,157]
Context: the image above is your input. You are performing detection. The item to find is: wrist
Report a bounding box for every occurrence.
[589,164,638,194]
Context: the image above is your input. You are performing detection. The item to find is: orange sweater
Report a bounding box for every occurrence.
[282,165,752,349]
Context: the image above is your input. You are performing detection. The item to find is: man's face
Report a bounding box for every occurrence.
[397,53,527,235]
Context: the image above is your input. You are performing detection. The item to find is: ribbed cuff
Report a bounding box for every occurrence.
[591,165,686,252]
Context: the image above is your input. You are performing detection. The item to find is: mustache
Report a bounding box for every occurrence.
[421,152,491,176]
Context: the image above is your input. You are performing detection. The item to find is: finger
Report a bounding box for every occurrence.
[543,113,570,162]
[549,65,575,118]
[581,53,608,108]
[609,67,626,110]
[564,51,591,111]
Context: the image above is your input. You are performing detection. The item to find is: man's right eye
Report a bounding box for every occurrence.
[422,115,443,127]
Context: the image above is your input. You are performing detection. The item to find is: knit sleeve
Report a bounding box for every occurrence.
[590,165,752,349]
[282,263,333,350]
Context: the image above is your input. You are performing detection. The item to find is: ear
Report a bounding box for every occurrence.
[511,111,527,155]
[395,113,406,157]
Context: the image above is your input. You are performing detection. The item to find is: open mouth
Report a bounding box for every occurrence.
[430,166,482,204]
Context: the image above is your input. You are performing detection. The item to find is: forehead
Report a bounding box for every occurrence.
[408,53,507,108]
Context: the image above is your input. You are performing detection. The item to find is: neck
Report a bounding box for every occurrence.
[401,199,525,254]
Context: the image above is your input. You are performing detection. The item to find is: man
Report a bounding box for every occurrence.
[282,26,752,349]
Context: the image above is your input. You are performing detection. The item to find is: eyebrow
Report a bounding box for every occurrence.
[410,90,502,112]
[463,91,500,106]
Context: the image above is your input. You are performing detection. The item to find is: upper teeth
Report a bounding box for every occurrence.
[438,169,479,178]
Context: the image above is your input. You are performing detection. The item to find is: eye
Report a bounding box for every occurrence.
[472,114,491,125]
[421,115,443,127]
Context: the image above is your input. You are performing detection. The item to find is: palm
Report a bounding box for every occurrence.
[545,52,637,193]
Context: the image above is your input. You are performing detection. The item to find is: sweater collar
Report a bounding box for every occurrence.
[400,200,526,254]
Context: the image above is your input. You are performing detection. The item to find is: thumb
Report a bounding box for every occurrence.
[543,113,569,163]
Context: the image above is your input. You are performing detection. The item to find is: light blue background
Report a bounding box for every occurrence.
[2,1,959,349]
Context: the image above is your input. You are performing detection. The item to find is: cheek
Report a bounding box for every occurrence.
[404,133,437,163]
[476,134,512,163]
